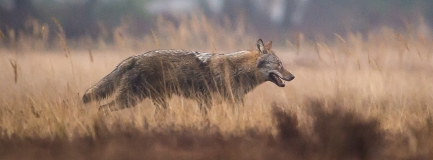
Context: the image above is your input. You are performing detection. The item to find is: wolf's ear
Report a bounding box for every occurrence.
[257,39,267,54]
[265,41,272,50]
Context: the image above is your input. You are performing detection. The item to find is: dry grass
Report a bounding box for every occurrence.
[1,15,433,159]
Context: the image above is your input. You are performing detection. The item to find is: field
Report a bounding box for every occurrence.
[1,16,433,159]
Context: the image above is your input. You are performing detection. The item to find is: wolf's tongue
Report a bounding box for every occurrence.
[272,74,284,87]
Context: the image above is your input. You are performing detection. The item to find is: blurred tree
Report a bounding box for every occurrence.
[0,0,431,43]
[59,0,98,39]
[0,0,38,42]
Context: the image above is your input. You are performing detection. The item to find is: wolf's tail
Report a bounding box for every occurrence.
[82,56,137,103]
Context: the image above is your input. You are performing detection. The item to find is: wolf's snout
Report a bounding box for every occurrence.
[281,73,294,82]
[287,75,295,81]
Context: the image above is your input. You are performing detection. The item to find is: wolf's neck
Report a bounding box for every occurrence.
[223,50,259,71]
[222,50,264,86]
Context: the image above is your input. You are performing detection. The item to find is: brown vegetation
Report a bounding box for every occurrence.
[1,15,433,159]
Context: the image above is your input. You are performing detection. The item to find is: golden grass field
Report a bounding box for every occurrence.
[1,16,433,159]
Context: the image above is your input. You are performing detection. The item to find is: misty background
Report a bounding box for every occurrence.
[0,0,432,44]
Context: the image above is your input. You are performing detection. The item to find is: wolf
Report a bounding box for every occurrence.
[82,39,295,112]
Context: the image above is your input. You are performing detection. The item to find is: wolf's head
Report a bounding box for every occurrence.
[256,39,294,87]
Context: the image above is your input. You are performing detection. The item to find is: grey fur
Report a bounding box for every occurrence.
[82,39,294,112]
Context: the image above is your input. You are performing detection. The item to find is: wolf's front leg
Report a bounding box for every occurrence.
[99,89,142,112]
[98,101,117,112]
[197,97,212,114]
[151,96,168,109]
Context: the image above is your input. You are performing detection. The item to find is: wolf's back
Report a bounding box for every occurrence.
[82,56,138,103]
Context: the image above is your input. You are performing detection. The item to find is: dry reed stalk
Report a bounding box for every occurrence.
[372,58,382,73]
[314,43,322,61]
[415,48,423,61]
[235,11,246,36]
[52,17,76,86]
[395,32,409,64]
[323,43,337,67]
[88,49,94,63]
[41,25,48,41]
[97,22,108,38]
[51,17,70,58]
[118,32,124,40]
[30,105,40,118]
[9,59,18,83]
[67,82,72,93]
[334,33,346,43]
[151,30,160,48]
[7,29,15,43]
[0,29,6,40]
[295,32,301,55]
[367,51,371,66]
[357,59,361,70]
[211,42,217,53]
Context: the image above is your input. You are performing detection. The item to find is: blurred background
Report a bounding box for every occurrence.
[0,0,432,46]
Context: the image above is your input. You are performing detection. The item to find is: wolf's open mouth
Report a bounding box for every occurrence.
[269,73,285,87]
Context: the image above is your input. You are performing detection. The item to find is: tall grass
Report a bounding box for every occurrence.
[1,14,433,159]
